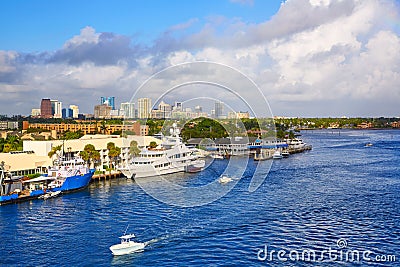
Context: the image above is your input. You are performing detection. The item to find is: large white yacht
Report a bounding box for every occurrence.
[119,124,205,179]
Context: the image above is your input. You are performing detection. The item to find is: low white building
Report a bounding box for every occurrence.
[23,135,162,171]
[0,151,51,176]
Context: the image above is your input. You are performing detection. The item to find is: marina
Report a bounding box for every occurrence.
[1,128,312,206]
[0,129,398,266]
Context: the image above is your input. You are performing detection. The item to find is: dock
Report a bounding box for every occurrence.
[91,171,124,182]
[288,144,312,154]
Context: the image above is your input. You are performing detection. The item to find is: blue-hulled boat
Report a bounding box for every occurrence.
[45,157,95,193]
[0,157,94,205]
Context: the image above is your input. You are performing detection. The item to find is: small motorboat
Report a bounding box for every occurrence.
[272,150,283,159]
[218,175,233,184]
[110,234,145,256]
[365,143,373,147]
[281,151,290,157]
[185,159,206,173]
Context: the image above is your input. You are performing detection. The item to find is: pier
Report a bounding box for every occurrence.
[288,144,312,154]
[91,171,124,182]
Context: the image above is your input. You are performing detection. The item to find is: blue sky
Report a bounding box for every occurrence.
[0,0,281,52]
[0,0,400,117]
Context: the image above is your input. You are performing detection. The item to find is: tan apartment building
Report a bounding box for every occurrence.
[26,121,149,136]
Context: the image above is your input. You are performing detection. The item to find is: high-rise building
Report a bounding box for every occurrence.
[69,105,79,118]
[215,101,224,119]
[94,104,112,119]
[120,102,135,118]
[158,101,172,118]
[31,109,41,117]
[174,102,183,111]
[62,108,73,119]
[101,96,115,110]
[51,100,62,118]
[195,105,202,113]
[40,98,52,118]
[138,98,152,119]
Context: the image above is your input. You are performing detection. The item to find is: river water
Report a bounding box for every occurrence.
[1,129,399,266]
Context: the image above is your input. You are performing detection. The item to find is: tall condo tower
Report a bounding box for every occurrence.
[138,98,152,119]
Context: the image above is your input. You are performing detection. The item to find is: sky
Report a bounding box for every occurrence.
[0,0,399,117]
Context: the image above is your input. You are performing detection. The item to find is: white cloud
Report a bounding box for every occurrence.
[0,0,399,117]
[0,51,17,73]
[63,26,100,48]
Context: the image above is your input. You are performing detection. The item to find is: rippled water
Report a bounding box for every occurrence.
[1,130,399,266]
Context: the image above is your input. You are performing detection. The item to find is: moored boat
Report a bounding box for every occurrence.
[272,150,283,159]
[0,156,94,206]
[185,159,206,173]
[118,124,205,179]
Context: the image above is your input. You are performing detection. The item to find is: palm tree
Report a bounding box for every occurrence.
[79,150,90,164]
[107,142,121,169]
[82,144,98,168]
[99,120,107,134]
[48,145,62,163]
[5,135,22,151]
[129,140,140,157]
[91,150,101,169]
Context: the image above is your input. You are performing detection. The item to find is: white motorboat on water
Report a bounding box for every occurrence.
[109,234,145,256]
[365,143,373,147]
[218,175,233,184]
[272,150,283,159]
[118,124,205,179]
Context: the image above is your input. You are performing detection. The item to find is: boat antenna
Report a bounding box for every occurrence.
[124,224,130,235]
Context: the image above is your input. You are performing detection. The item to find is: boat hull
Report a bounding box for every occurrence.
[120,165,187,179]
[110,242,145,256]
[50,170,94,193]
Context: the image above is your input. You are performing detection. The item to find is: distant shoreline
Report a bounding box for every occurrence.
[300,128,400,131]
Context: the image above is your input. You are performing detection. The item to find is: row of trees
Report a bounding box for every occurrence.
[47,142,122,170]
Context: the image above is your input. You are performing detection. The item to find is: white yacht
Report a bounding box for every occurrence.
[119,124,205,179]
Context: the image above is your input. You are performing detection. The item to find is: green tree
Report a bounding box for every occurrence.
[129,140,140,156]
[81,144,98,168]
[5,135,22,151]
[2,144,11,153]
[48,145,62,158]
[149,141,157,149]
[0,138,5,152]
[79,150,89,163]
[107,142,121,169]
[64,130,84,140]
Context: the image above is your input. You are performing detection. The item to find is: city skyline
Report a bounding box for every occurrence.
[32,96,242,120]
[0,0,400,117]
